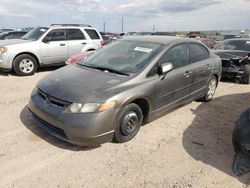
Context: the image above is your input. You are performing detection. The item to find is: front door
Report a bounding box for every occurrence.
[40,29,68,65]
[154,44,193,113]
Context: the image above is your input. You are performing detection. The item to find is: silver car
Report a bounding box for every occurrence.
[0,24,103,76]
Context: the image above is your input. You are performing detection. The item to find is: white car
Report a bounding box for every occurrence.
[0,24,103,76]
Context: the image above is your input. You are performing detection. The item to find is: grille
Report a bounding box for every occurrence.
[37,89,71,108]
[222,60,231,68]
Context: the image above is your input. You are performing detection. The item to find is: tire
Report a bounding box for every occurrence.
[232,108,250,153]
[200,75,217,102]
[232,119,241,153]
[113,103,143,143]
[240,65,250,84]
[13,54,38,76]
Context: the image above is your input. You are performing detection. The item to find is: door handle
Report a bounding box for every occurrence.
[184,71,191,78]
[82,42,87,45]
[206,64,213,70]
[60,43,66,46]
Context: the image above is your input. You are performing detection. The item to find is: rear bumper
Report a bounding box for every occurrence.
[28,91,118,146]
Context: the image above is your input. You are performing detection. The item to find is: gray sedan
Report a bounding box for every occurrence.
[28,36,221,145]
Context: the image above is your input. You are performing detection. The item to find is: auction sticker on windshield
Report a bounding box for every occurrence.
[134,47,152,53]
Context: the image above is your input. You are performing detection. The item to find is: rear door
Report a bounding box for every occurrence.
[154,44,193,112]
[66,29,87,56]
[40,29,68,65]
[187,43,212,96]
[84,29,102,48]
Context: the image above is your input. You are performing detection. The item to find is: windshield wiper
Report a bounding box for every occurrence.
[79,64,129,76]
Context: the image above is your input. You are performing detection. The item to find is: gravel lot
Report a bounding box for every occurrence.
[0,69,250,188]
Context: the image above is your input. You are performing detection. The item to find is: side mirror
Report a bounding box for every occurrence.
[159,63,173,75]
[42,36,50,43]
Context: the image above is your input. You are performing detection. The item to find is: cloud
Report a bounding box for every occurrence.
[0,0,250,32]
[60,0,108,13]
[0,6,34,17]
[158,0,221,13]
[0,0,62,11]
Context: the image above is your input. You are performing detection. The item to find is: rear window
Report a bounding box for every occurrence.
[66,29,86,40]
[189,44,209,63]
[85,29,100,39]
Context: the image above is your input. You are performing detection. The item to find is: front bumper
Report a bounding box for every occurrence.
[0,53,13,71]
[222,67,244,74]
[28,92,118,146]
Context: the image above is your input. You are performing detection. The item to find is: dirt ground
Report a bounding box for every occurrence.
[0,69,250,188]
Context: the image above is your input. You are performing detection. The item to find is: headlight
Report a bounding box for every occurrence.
[67,101,116,113]
[31,87,38,96]
[0,47,8,53]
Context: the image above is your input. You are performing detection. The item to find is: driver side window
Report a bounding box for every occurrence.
[159,44,189,69]
[44,29,65,42]
[147,44,189,77]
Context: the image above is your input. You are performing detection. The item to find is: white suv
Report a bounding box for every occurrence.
[0,24,103,76]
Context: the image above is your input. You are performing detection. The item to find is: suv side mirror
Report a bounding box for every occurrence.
[42,36,50,43]
[159,63,173,75]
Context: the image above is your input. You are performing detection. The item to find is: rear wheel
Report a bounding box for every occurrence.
[240,65,250,84]
[200,75,217,102]
[113,103,143,143]
[13,54,38,76]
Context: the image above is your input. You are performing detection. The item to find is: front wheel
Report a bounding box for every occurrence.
[113,103,143,143]
[13,54,38,76]
[201,75,217,102]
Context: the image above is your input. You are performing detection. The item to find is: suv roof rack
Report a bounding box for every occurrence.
[51,24,92,27]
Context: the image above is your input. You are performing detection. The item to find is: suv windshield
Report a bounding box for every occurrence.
[21,27,48,41]
[214,40,250,51]
[78,40,162,74]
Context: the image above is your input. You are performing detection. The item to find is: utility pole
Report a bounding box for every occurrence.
[121,16,124,33]
[103,21,106,33]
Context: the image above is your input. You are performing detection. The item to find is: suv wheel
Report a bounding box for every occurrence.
[13,54,38,76]
[113,103,143,143]
[240,65,250,84]
[201,75,217,102]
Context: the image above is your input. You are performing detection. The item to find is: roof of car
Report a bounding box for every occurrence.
[49,26,93,29]
[122,36,198,45]
[49,24,94,29]
[0,31,26,35]
[224,38,250,41]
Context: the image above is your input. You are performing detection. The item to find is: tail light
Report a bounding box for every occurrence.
[100,41,105,47]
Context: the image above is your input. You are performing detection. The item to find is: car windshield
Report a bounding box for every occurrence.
[78,40,162,74]
[0,32,7,37]
[214,40,250,51]
[21,27,48,41]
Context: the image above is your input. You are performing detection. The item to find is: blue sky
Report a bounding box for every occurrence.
[0,0,250,32]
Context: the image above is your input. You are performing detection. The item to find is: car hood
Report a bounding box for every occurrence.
[37,64,131,102]
[0,39,32,47]
[213,50,249,59]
